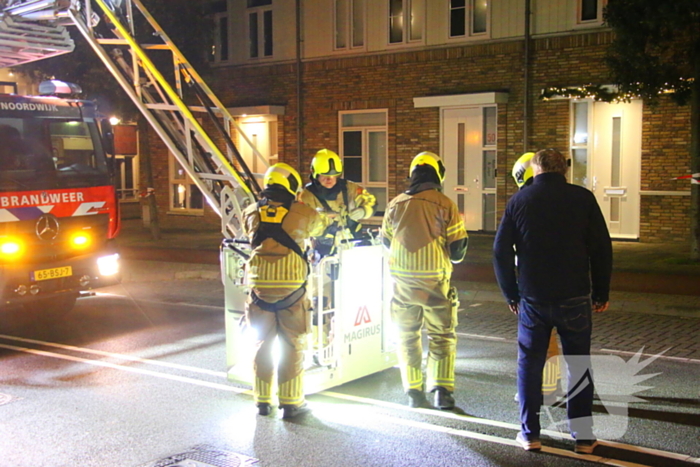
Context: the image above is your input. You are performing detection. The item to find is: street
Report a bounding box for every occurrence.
[0,261,698,467]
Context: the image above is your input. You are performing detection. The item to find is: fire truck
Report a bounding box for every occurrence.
[0,82,120,314]
[1,0,397,390]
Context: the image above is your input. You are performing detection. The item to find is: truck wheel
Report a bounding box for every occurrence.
[30,294,78,317]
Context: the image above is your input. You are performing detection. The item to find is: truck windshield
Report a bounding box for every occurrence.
[0,117,109,192]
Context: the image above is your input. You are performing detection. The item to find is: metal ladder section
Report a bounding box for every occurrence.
[0,1,75,67]
[2,0,269,239]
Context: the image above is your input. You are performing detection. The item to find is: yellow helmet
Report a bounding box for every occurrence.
[263,163,302,195]
[311,149,343,178]
[512,152,535,189]
[410,151,446,183]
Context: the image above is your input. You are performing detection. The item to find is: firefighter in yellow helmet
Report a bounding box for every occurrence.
[512,152,564,405]
[299,149,376,257]
[242,162,324,418]
[382,151,468,409]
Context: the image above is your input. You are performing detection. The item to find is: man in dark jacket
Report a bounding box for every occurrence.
[493,149,612,454]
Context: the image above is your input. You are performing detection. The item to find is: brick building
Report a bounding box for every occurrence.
[144,0,692,242]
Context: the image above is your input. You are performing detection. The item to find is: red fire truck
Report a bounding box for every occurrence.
[0,81,120,314]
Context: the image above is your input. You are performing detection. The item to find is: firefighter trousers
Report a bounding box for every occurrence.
[245,294,309,407]
[390,276,457,393]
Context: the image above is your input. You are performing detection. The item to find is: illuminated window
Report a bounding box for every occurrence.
[169,155,203,213]
[335,0,365,50]
[388,0,424,45]
[339,110,388,217]
[449,0,489,38]
[248,0,273,58]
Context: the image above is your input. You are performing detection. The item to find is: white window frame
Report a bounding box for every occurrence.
[334,0,365,51]
[115,154,139,202]
[248,1,273,59]
[388,0,424,46]
[570,99,593,187]
[210,11,230,63]
[168,154,204,215]
[339,109,388,219]
[448,0,490,40]
[575,0,607,27]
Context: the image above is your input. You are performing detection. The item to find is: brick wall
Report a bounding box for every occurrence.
[144,30,692,241]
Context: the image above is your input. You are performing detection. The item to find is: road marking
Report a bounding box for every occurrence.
[94,293,225,310]
[0,334,227,377]
[0,342,244,394]
[1,336,695,465]
[601,348,700,364]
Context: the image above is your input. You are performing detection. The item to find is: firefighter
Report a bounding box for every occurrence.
[382,151,468,409]
[299,149,376,257]
[512,152,564,405]
[242,163,324,418]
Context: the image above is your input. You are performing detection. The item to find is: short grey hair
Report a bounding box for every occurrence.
[532,149,568,176]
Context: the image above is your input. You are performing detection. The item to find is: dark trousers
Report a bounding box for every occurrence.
[517,295,595,441]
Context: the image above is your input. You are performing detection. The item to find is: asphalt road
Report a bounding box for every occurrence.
[0,271,698,467]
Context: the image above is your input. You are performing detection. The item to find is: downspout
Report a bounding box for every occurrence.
[523,0,531,153]
[296,0,304,172]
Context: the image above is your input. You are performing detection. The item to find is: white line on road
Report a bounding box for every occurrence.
[0,334,228,378]
[0,342,246,394]
[601,348,700,364]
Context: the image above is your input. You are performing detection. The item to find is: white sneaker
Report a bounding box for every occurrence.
[516,432,542,451]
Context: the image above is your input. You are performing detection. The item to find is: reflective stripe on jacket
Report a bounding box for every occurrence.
[382,188,467,280]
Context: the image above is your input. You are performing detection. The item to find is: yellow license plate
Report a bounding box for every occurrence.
[32,266,73,282]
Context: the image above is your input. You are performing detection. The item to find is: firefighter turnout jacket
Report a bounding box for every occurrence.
[300,179,375,252]
[243,198,324,303]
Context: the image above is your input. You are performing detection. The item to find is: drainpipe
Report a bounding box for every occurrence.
[296,0,304,172]
[523,0,531,153]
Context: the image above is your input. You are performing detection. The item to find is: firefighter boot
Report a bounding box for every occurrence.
[407,389,430,408]
[257,403,272,416]
[281,402,310,419]
[432,387,455,410]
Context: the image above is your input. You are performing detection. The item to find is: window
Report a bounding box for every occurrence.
[577,0,606,24]
[388,0,424,44]
[570,101,590,187]
[169,155,203,213]
[449,0,489,38]
[339,111,388,216]
[211,13,229,62]
[248,0,273,58]
[481,107,497,230]
[113,125,139,201]
[335,0,365,50]
[116,155,138,201]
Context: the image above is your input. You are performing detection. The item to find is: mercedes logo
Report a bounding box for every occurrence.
[35,214,60,241]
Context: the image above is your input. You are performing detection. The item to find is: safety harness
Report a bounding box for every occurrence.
[250,198,308,312]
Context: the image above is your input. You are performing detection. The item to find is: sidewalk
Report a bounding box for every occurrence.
[116,219,700,296]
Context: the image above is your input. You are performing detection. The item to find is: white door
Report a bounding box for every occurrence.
[239,119,274,176]
[591,101,642,238]
[442,107,497,231]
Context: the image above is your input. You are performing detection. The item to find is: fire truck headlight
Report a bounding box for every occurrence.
[0,238,23,260]
[70,232,92,249]
[97,253,120,276]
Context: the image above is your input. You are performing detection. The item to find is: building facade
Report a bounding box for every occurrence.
[146,0,692,242]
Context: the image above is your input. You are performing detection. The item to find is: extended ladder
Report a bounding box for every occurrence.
[1,0,267,239]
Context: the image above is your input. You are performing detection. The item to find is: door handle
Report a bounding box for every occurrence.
[593,175,597,191]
